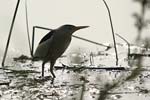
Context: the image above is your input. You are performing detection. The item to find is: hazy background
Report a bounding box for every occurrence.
[0,0,142,58]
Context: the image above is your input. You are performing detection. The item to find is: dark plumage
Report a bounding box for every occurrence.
[33,24,89,79]
[39,30,54,44]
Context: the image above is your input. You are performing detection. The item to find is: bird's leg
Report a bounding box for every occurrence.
[50,61,56,78]
[42,62,46,77]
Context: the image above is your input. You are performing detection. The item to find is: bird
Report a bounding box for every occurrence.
[33,24,89,79]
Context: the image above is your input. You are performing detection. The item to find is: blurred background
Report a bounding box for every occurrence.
[0,0,147,61]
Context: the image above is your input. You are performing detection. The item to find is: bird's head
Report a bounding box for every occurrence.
[58,24,89,35]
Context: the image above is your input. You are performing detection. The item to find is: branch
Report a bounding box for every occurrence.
[102,0,118,65]
[2,0,21,67]
[25,0,32,56]
[116,33,131,62]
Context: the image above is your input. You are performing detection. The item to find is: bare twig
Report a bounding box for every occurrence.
[72,35,110,48]
[31,26,52,56]
[25,0,32,56]
[79,82,86,100]
[32,26,110,47]
[33,26,53,31]
[108,91,149,94]
[2,0,21,67]
[54,65,125,71]
[31,27,35,56]
[0,67,40,73]
[102,0,118,65]
[116,33,131,62]
[31,26,110,55]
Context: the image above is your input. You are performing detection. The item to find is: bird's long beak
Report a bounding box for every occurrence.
[75,26,89,30]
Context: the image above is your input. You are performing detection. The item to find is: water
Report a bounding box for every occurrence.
[1,44,150,100]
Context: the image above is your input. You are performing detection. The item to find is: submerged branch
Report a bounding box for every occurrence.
[54,66,125,71]
[116,33,131,64]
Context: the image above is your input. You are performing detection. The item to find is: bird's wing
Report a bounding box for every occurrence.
[33,31,54,60]
[39,30,54,44]
[34,35,53,60]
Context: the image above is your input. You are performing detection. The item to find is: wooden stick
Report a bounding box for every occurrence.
[2,0,21,67]
[25,0,32,56]
[102,0,118,65]
[31,26,110,55]
[54,66,125,71]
